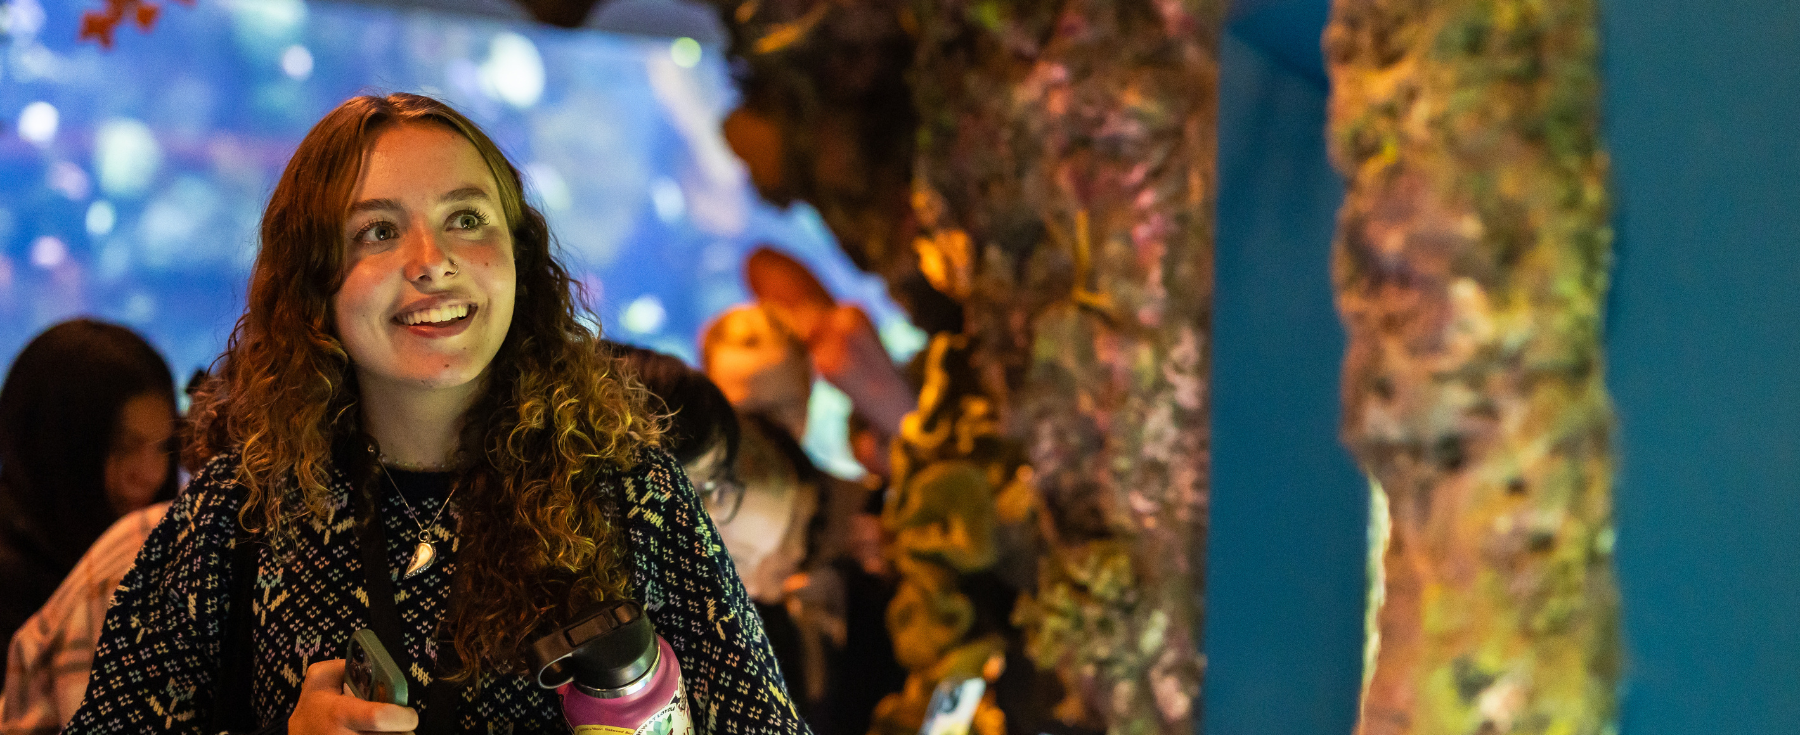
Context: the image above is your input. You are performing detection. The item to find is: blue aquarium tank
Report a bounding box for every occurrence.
[0,0,919,475]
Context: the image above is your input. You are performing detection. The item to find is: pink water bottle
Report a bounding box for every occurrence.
[527,600,692,735]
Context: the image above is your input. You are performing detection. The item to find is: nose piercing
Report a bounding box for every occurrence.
[413,260,458,280]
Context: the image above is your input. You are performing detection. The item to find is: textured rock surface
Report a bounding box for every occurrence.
[709,2,1217,732]
[712,0,936,322]
[1324,0,1622,732]
[908,2,1218,733]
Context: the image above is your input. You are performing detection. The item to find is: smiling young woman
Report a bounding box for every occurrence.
[61,94,808,735]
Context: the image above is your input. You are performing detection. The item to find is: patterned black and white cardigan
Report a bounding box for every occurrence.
[62,448,808,735]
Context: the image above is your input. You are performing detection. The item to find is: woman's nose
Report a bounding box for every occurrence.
[401,227,456,284]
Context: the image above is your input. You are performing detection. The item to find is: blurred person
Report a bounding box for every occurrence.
[722,414,828,608]
[738,249,925,733]
[742,247,915,440]
[606,343,745,521]
[703,303,905,735]
[700,304,812,439]
[1,505,169,735]
[0,319,179,671]
[62,94,806,735]
[729,413,840,733]
[698,307,839,613]
[698,303,868,576]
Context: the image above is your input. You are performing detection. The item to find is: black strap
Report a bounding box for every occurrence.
[353,493,407,679]
[355,485,468,733]
[212,520,262,731]
[419,639,465,734]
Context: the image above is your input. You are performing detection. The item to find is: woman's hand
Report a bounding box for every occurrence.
[288,659,419,735]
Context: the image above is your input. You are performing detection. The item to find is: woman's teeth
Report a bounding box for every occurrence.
[398,303,472,326]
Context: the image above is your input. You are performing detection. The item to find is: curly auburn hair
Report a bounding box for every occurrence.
[185,93,659,677]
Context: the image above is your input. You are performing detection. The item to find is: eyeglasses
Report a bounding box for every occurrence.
[698,474,746,526]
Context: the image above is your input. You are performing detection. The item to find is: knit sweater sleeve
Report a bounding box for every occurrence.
[621,449,810,735]
[62,456,246,735]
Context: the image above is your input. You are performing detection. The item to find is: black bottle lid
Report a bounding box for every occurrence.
[526,599,658,692]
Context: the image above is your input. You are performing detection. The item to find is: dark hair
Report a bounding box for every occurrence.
[742,412,823,488]
[0,319,177,570]
[607,343,739,468]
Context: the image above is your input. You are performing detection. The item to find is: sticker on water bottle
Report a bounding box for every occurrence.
[635,689,692,735]
[569,690,691,735]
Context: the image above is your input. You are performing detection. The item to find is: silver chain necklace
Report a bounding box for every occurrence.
[379,464,459,578]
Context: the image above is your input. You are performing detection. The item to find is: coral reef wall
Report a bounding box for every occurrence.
[714,0,937,323]
[1323,0,1622,732]
[710,2,1217,732]
[906,1,1219,732]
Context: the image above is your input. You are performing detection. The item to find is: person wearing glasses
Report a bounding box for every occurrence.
[611,338,856,729]
[605,343,746,524]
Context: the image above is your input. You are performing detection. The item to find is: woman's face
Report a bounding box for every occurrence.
[104,392,173,515]
[334,123,516,394]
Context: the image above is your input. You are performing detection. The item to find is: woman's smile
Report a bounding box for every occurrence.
[394,299,479,338]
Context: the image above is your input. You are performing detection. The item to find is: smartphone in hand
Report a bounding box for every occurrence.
[344,628,409,706]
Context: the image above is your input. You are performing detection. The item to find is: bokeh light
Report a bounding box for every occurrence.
[29,236,66,270]
[479,32,545,109]
[280,44,313,79]
[17,102,57,146]
[669,36,701,68]
[85,201,117,237]
[0,0,924,477]
[650,176,685,223]
[94,119,162,198]
[620,294,668,335]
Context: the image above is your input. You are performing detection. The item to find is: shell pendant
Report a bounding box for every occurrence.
[403,541,437,578]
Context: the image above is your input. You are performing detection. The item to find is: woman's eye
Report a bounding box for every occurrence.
[356,222,398,243]
[452,212,487,230]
